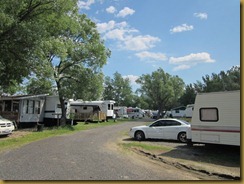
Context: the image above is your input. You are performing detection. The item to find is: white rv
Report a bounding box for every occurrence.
[187,90,240,146]
[114,106,128,118]
[66,100,115,121]
[127,107,144,119]
[43,95,62,123]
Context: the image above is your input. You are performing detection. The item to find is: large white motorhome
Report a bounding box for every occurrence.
[187,90,240,146]
[66,100,115,121]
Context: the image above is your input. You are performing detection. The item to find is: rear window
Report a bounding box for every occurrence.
[200,108,219,122]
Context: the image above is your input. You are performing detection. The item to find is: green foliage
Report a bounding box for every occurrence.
[103,72,134,106]
[136,68,185,117]
[193,66,240,92]
[179,84,196,106]
[26,77,54,95]
[0,0,78,87]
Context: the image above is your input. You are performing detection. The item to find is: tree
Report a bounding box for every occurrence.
[26,77,54,95]
[179,84,197,106]
[136,68,185,119]
[0,0,77,87]
[194,66,240,92]
[37,14,110,125]
[103,72,134,106]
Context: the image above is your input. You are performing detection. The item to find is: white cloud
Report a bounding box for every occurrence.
[96,20,116,33]
[123,75,139,84]
[106,6,117,14]
[117,7,135,18]
[169,52,215,71]
[194,12,208,20]
[78,0,95,10]
[170,24,194,34]
[135,51,167,61]
[122,35,161,51]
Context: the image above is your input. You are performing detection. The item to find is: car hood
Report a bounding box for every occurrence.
[0,117,12,123]
[132,125,148,129]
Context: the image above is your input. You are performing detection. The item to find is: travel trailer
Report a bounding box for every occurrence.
[0,94,47,127]
[66,100,115,122]
[114,106,128,118]
[127,107,144,119]
[184,104,194,118]
[187,90,240,146]
[43,95,63,125]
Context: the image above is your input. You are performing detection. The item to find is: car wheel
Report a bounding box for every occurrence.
[135,131,145,141]
[178,132,187,143]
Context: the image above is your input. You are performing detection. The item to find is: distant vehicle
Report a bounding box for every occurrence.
[129,118,191,143]
[127,107,144,119]
[187,90,240,146]
[170,106,186,118]
[114,106,128,118]
[0,115,15,136]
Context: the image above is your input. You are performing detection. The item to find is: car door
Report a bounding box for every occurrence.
[147,120,165,139]
[162,120,182,140]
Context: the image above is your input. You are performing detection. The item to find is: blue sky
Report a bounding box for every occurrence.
[77,0,240,90]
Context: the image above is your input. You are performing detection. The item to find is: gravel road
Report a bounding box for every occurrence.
[0,120,201,180]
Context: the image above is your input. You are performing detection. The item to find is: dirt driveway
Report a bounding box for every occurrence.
[120,136,240,180]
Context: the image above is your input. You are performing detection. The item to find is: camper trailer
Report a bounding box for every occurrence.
[114,106,128,118]
[0,94,47,127]
[187,90,240,146]
[127,107,144,119]
[43,95,63,124]
[170,106,186,118]
[66,100,115,122]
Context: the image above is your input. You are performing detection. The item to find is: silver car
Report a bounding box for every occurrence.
[129,118,190,143]
[0,115,15,136]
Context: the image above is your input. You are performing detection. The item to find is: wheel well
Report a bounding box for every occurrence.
[134,130,144,137]
[178,131,186,139]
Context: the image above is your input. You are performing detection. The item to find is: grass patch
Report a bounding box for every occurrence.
[0,119,125,153]
[119,142,173,152]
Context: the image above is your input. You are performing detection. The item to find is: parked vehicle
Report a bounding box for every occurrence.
[187,90,240,146]
[170,106,186,118]
[127,107,144,119]
[114,106,128,118]
[129,118,191,142]
[0,115,15,136]
[66,100,115,122]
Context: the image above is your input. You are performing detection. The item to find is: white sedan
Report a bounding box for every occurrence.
[129,118,191,143]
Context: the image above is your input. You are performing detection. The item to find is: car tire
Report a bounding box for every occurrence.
[178,132,187,143]
[135,131,145,141]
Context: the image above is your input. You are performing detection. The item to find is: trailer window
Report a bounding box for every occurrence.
[200,108,219,122]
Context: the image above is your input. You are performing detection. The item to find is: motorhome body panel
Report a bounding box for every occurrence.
[189,90,240,146]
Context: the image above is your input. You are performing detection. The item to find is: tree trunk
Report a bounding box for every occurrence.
[59,96,67,126]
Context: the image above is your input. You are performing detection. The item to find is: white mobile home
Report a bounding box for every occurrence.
[171,106,186,118]
[187,90,240,146]
[0,94,48,126]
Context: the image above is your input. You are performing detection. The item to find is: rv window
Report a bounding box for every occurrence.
[83,106,87,110]
[35,101,41,114]
[200,108,219,122]
[108,104,111,110]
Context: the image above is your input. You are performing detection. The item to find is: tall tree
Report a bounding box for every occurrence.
[179,84,197,106]
[103,72,134,106]
[136,68,185,119]
[0,0,77,87]
[37,14,110,125]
